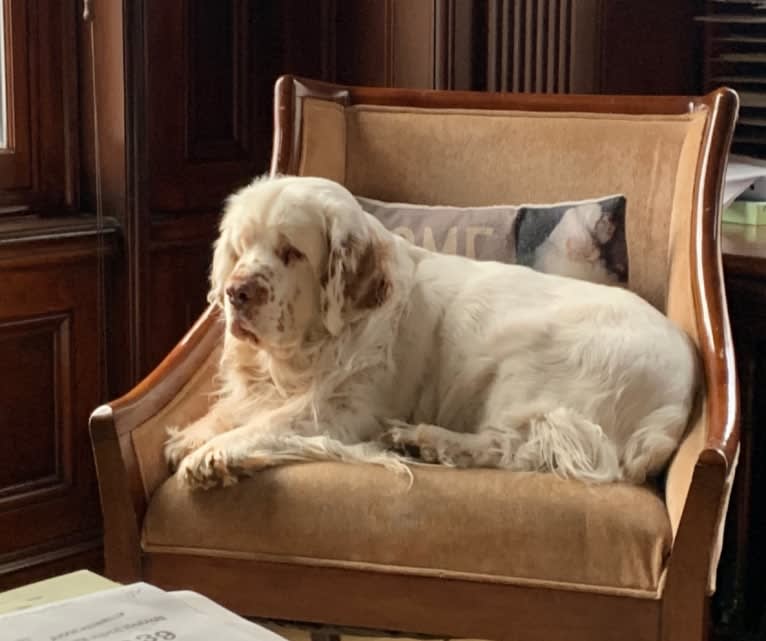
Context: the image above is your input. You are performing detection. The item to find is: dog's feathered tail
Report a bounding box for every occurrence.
[509,408,622,483]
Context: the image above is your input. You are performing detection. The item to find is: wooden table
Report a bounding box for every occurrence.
[715,223,766,639]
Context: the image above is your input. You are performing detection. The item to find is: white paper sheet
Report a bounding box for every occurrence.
[0,583,286,641]
[724,154,766,208]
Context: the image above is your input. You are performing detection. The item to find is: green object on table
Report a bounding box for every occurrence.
[723,201,766,226]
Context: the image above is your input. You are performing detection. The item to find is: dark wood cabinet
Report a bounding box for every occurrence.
[714,226,766,639]
[0,219,116,589]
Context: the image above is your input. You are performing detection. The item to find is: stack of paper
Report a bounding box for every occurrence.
[724,154,766,209]
[0,581,286,641]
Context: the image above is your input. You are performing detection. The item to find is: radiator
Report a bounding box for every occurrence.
[487,0,602,94]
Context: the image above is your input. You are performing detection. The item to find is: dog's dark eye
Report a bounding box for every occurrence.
[277,243,304,266]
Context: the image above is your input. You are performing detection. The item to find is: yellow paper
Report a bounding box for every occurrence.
[0,570,118,615]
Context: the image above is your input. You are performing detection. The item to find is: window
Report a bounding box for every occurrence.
[0,1,78,213]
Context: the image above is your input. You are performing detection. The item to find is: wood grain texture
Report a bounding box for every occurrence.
[0,314,70,497]
[599,0,700,95]
[145,0,262,212]
[486,0,602,93]
[186,0,249,162]
[334,0,477,90]
[693,88,740,468]
[144,553,661,641]
[143,240,214,371]
[288,74,706,114]
[0,0,79,212]
[714,246,766,635]
[0,224,115,585]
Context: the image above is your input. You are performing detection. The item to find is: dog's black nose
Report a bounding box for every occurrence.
[226,283,250,309]
[225,280,269,309]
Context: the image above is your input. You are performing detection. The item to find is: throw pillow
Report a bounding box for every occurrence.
[356,194,628,285]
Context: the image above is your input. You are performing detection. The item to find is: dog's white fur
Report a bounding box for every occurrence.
[165,175,699,490]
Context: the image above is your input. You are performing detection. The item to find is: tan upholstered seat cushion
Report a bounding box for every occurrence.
[142,463,671,598]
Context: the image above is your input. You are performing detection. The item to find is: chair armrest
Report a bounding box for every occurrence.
[660,88,740,640]
[89,305,223,581]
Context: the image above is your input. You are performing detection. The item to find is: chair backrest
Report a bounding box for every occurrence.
[282,81,715,313]
[271,76,739,550]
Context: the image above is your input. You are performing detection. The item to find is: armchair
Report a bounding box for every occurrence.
[90,76,739,641]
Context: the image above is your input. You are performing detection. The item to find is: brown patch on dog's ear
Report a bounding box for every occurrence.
[320,231,392,335]
[343,240,391,310]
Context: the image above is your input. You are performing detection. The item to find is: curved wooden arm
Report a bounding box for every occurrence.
[105,304,223,435]
[693,88,740,470]
[89,305,223,581]
[661,88,740,641]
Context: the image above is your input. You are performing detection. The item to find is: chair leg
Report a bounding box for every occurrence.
[310,633,341,641]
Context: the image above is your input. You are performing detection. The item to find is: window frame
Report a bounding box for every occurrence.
[0,0,79,214]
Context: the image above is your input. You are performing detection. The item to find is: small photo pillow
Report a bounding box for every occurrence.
[356,194,628,286]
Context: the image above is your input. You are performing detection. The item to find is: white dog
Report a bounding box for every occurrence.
[165,175,699,490]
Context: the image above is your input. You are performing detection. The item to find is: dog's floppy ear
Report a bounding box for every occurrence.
[208,231,237,306]
[208,196,240,306]
[320,212,391,336]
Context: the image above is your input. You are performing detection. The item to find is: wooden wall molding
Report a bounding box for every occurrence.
[147,0,260,213]
[0,231,110,579]
[434,0,455,90]
[0,532,102,589]
[0,313,72,507]
[185,0,251,162]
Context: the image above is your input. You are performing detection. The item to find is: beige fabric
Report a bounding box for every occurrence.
[132,346,222,500]
[143,463,672,597]
[299,98,346,183]
[299,100,711,310]
[339,105,707,311]
[663,111,709,537]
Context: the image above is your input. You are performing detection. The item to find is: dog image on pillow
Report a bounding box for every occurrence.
[164,175,699,490]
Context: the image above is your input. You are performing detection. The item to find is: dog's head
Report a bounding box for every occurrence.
[210,175,392,352]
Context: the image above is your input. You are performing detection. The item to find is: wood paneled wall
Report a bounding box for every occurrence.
[329,0,701,94]
[0,221,116,589]
[486,0,602,93]
[138,0,255,376]
[124,1,309,378]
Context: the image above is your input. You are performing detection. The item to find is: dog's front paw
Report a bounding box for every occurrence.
[176,443,239,491]
[380,422,437,462]
[164,426,215,472]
